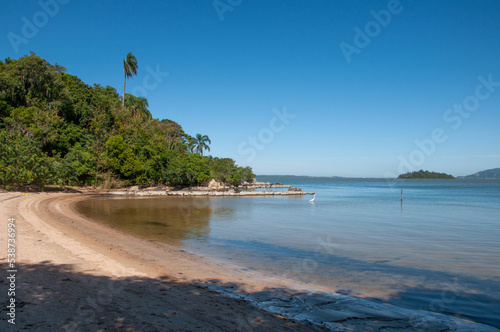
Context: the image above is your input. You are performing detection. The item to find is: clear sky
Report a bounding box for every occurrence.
[2,0,499,177]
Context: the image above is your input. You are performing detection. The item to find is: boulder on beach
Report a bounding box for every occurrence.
[208,179,221,190]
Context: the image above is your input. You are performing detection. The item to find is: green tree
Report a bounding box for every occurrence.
[0,53,68,113]
[165,152,211,187]
[122,52,138,108]
[5,106,86,157]
[194,133,211,156]
[58,142,95,185]
[398,170,455,179]
[124,94,151,119]
[185,135,196,153]
[0,132,53,189]
[209,157,254,186]
[0,54,254,190]
[105,135,143,181]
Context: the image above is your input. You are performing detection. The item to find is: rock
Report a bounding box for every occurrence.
[208,179,221,190]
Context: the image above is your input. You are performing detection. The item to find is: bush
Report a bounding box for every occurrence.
[0,132,54,189]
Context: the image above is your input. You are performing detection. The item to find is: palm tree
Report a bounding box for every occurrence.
[194,133,211,156]
[185,136,197,153]
[122,52,138,108]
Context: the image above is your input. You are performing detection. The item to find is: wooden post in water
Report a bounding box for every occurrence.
[401,189,403,202]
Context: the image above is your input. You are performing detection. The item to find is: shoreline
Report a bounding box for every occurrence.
[107,189,315,196]
[106,180,315,196]
[1,192,497,331]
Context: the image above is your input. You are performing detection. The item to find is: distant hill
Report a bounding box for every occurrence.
[398,170,455,179]
[459,168,500,179]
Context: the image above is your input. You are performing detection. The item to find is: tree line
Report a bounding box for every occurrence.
[0,53,254,189]
[398,170,455,179]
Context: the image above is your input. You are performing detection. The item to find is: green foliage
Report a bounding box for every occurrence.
[58,143,95,185]
[105,135,143,181]
[0,54,254,189]
[194,133,211,156]
[165,152,211,187]
[0,53,69,115]
[398,170,455,179]
[123,52,138,79]
[210,158,255,186]
[6,106,86,156]
[0,132,53,189]
[123,94,151,120]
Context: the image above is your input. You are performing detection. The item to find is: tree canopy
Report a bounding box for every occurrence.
[0,54,254,189]
[398,170,455,179]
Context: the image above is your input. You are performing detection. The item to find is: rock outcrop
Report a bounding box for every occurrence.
[108,181,313,197]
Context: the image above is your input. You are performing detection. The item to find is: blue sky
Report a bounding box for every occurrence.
[2,0,499,177]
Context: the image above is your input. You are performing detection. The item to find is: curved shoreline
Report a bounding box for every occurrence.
[1,192,497,331]
[108,189,315,196]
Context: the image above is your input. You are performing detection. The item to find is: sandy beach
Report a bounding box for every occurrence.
[1,191,497,331]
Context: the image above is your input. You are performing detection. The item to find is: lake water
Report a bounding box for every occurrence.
[75,177,500,328]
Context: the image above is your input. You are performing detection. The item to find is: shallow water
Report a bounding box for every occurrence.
[75,178,500,328]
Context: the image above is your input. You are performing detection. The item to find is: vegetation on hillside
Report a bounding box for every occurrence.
[0,53,254,189]
[460,168,500,180]
[398,170,455,179]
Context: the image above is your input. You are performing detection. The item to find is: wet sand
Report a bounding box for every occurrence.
[0,191,497,331]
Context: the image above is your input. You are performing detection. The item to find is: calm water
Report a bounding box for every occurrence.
[76,177,500,328]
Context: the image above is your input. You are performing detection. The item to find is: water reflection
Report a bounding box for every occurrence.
[75,196,222,244]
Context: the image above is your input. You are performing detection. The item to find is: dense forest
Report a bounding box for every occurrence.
[398,170,455,179]
[0,54,254,189]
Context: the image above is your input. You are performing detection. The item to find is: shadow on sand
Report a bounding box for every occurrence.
[0,262,321,331]
[1,261,498,331]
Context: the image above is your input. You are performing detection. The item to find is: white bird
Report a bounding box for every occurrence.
[309,194,315,203]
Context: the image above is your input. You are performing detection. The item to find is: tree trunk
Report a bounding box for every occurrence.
[122,74,126,108]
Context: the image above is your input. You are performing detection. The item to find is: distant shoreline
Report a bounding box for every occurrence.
[257,175,500,181]
[2,177,500,196]
[258,168,500,180]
